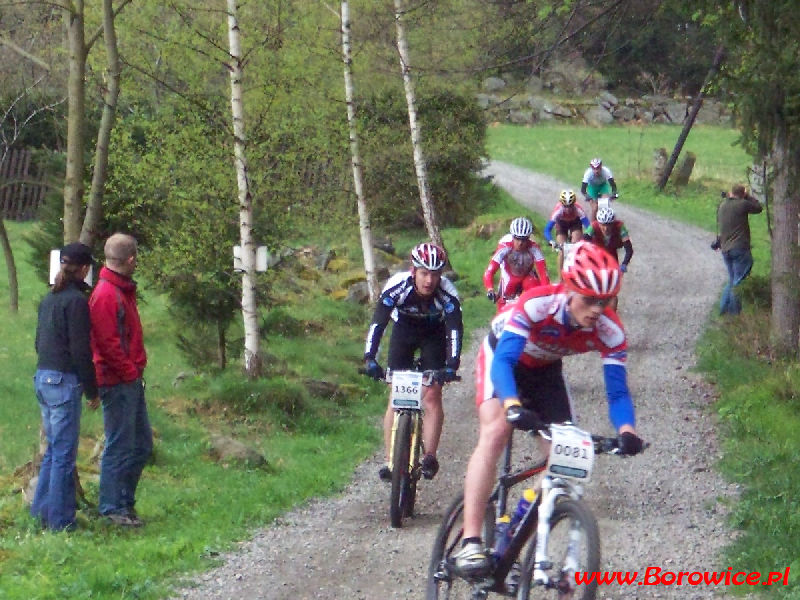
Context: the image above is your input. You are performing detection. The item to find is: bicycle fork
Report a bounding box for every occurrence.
[389,411,423,474]
[532,479,583,588]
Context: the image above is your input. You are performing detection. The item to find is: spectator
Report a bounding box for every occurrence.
[31,242,100,531]
[712,185,763,315]
[89,233,151,527]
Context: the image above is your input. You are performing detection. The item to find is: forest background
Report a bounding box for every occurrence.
[0,1,798,598]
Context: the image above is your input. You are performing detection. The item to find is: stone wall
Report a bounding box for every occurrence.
[478,76,732,128]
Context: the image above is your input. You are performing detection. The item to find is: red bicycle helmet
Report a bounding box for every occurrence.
[561,241,620,298]
[410,242,447,271]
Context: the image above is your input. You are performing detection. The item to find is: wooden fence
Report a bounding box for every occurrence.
[0,148,49,220]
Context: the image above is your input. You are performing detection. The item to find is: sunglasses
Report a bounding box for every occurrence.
[581,295,613,308]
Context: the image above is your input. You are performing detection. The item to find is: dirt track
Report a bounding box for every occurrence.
[172,162,739,600]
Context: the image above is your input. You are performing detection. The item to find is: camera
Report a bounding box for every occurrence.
[720,191,728,198]
[710,238,721,251]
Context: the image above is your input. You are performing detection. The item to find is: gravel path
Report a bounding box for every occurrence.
[172,162,740,599]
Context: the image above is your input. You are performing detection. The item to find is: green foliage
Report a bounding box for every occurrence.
[583,1,719,95]
[692,1,800,157]
[358,88,489,230]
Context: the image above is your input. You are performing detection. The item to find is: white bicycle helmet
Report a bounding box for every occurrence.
[596,206,615,224]
[589,157,602,169]
[509,217,533,238]
[410,242,447,271]
[559,190,577,207]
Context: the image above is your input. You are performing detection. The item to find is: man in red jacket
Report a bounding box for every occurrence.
[89,233,151,527]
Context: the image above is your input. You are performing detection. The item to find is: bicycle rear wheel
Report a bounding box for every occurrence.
[426,494,496,599]
[390,412,413,527]
[518,498,600,600]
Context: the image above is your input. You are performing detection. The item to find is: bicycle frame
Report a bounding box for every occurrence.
[481,432,595,593]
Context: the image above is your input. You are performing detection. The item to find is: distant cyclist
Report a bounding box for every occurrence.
[584,206,633,311]
[543,190,590,276]
[363,242,463,482]
[484,217,550,311]
[581,157,618,221]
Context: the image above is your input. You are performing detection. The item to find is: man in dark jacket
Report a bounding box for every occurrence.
[712,185,763,315]
[89,233,151,527]
[32,242,100,531]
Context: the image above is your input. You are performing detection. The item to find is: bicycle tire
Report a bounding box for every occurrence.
[403,415,420,519]
[426,494,496,600]
[518,498,600,600]
[390,412,413,528]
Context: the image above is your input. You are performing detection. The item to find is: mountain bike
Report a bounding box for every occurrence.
[364,366,460,528]
[427,422,643,599]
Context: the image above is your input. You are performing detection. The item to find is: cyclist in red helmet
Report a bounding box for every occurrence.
[454,242,644,576]
[363,242,463,482]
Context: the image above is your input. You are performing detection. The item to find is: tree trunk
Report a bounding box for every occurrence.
[341,1,379,302]
[217,318,227,370]
[392,0,443,249]
[227,0,262,378]
[657,45,725,191]
[0,218,18,312]
[769,126,800,357]
[63,1,87,243]
[80,0,121,246]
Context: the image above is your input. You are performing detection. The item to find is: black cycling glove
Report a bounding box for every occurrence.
[617,431,644,456]
[505,405,544,431]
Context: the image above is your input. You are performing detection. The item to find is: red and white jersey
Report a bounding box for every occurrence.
[503,284,627,369]
[483,234,549,298]
[549,202,588,224]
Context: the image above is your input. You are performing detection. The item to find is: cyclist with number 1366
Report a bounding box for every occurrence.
[363,242,463,483]
[454,241,645,575]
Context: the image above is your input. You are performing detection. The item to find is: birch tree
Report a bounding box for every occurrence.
[340,0,379,302]
[392,0,443,249]
[61,0,131,244]
[226,0,262,377]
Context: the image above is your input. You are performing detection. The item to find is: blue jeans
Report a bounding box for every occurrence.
[98,379,153,516]
[720,248,753,315]
[31,370,82,531]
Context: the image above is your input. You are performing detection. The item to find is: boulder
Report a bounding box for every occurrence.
[665,101,687,124]
[208,434,268,469]
[585,105,614,126]
[509,109,534,125]
[346,281,371,305]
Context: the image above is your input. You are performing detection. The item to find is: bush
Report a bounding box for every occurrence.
[358,89,490,230]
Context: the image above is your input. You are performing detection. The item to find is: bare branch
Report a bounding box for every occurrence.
[0,35,51,70]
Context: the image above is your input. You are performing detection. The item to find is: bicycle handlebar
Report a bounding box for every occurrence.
[358,367,461,385]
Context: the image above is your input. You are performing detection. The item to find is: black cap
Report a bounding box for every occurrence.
[60,242,95,266]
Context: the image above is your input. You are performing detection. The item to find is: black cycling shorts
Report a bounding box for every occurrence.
[514,360,574,425]
[555,218,584,238]
[387,321,447,371]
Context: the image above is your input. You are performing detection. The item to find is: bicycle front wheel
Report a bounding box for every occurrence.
[426,494,496,600]
[390,412,413,527]
[518,498,600,600]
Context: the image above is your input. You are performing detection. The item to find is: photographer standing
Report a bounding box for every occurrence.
[712,184,763,315]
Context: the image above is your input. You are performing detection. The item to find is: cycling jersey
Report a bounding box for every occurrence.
[584,220,633,266]
[364,271,463,370]
[484,284,635,430]
[544,203,590,243]
[483,234,550,302]
[581,166,617,200]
